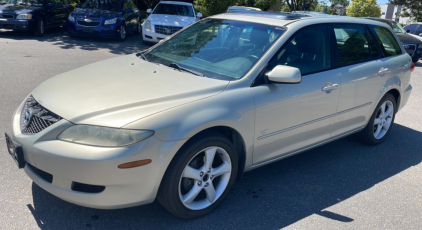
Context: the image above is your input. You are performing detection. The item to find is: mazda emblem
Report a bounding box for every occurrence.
[23,108,33,127]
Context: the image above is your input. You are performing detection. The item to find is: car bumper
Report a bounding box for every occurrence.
[67,21,121,38]
[0,19,36,31]
[142,28,168,43]
[8,98,183,209]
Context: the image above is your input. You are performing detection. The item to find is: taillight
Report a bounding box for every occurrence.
[410,62,415,72]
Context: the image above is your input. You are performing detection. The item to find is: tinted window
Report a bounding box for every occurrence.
[81,0,122,11]
[334,26,373,66]
[415,25,422,34]
[269,26,331,75]
[404,24,418,33]
[153,3,194,17]
[370,26,402,57]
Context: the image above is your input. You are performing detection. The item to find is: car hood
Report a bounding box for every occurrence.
[71,8,122,19]
[0,4,39,14]
[407,33,422,43]
[31,54,229,128]
[147,14,195,27]
[397,33,422,44]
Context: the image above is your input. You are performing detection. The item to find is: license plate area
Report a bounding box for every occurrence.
[5,133,25,168]
[82,26,94,33]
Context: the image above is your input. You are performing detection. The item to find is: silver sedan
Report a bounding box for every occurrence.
[5,12,413,219]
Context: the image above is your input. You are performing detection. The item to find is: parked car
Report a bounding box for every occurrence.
[226,6,262,12]
[0,0,73,36]
[67,0,141,41]
[142,1,202,44]
[365,18,422,62]
[6,12,414,219]
[404,22,422,36]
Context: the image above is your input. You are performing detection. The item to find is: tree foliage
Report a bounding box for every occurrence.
[284,0,318,11]
[389,0,422,22]
[330,0,349,7]
[195,0,237,16]
[346,0,381,17]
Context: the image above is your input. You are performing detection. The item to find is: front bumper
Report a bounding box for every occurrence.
[142,27,168,43]
[67,21,121,38]
[8,99,183,209]
[0,19,36,31]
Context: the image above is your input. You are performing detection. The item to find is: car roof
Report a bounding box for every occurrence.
[362,17,396,23]
[210,13,390,29]
[158,1,193,6]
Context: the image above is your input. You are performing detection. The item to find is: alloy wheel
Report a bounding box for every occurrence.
[373,100,394,139]
[120,25,126,40]
[178,146,232,210]
[40,20,44,35]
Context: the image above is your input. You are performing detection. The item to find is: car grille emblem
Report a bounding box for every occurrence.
[165,28,171,34]
[84,18,92,22]
[23,108,33,127]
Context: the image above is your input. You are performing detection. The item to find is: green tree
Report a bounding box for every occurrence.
[346,0,381,17]
[283,0,318,11]
[195,0,237,16]
[330,0,349,7]
[235,0,279,11]
[389,0,422,22]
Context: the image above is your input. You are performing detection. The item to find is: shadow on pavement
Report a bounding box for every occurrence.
[0,28,150,55]
[27,124,422,229]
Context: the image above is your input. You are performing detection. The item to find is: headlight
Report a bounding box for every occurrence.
[104,17,117,25]
[68,14,75,23]
[16,14,32,20]
[57,125,154,147]
[145,20,151,30]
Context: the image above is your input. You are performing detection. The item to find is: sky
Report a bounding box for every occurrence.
[377,0,390,4]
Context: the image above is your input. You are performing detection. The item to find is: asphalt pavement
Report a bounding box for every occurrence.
[1,28,422,230]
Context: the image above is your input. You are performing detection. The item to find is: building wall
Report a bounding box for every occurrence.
[380,4,411,25]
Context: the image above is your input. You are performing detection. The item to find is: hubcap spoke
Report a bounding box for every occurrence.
[211,161,231,177]
[182,184,202,205]
[380,103,386,118]
[204,183,217,203]
[182,165,202,181]
[374,124,382,138]
[384,106,393,118]
[204,147,217,172]
[383,118,392,130]
[374,118,382,125]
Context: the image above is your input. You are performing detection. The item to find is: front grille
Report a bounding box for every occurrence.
[0,14,14,19]
[20,96,62,134]
[72,182,105,193]
[155,25,183,35]
[404,44,417,51]
[28,164,53,183]
[77,20,101,27]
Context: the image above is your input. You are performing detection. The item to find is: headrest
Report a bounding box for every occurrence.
[250,27,269,48]
[295,31,323,54]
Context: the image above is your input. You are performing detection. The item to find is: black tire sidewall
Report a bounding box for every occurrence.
[159,132,238,219]
[362,93,397,145]
[35,18,45,37]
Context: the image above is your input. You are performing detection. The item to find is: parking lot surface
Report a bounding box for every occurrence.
[1,29,422,229]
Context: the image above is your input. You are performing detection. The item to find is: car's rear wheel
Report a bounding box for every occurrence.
[360,93,396,145]
[118,24,126,41]
[158,132,238,219]
[34,18,45,37]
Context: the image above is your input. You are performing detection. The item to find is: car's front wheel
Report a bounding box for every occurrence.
[158,132,238,219]
[118,24,126,41]
[34,18,45,37]
[360,93,396,145]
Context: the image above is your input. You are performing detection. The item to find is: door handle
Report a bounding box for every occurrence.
[378,68,389,75]
[321,84,339,91]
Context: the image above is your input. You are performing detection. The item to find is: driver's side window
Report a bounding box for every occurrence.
[269,25,332,75]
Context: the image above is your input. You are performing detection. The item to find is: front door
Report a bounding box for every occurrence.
[252,25,341,164]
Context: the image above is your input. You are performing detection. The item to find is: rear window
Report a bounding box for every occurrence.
[370,26,402,57]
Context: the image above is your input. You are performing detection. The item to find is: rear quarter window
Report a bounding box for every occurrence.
[370,26,402,57]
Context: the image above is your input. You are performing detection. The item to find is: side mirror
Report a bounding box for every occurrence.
[406,29,411,33]
[125,8,133,13]
[146,9,152,14]
[419,33,422,37]
[266,65,302,84]
[76,3,80,8]
[197,12,203,18]
[48,2,55,7]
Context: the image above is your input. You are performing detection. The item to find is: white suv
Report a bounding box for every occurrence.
[142,1,202,44]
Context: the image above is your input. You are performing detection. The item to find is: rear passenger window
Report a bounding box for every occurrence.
[333,26,375,66]
[370,26,402,57]
[269,26,331,75]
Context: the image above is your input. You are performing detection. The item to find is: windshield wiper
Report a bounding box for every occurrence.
[168,63,204,77]
[138,52,148,61]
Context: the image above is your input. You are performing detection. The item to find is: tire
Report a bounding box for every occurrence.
[134,20,141,35]
[360,93,396,145]
[34,18,45,37]
[117,24,127,41]
[157,131,238,219]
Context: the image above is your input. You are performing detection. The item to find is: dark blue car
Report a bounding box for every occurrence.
[67,0,141,41]
[0,0,73,36]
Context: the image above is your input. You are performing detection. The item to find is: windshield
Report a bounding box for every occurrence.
[7,0,43,6]
[144,19,285,81]
[81,0,122,11]
[153,3,194,17]
[390,21,406,33]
